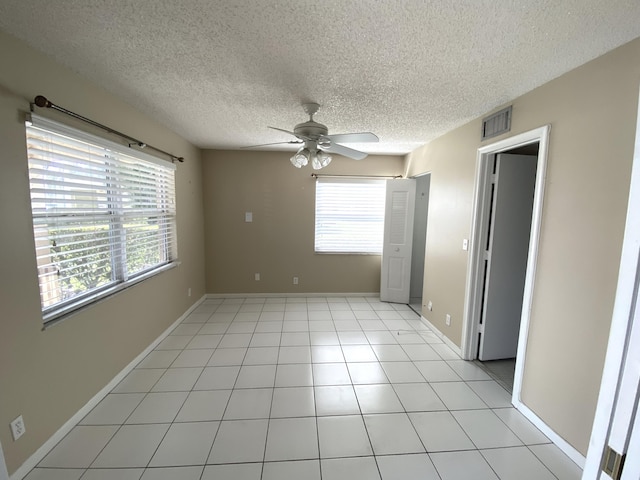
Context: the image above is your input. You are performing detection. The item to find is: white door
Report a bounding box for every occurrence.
[583,85,640,479]
[479,154,537,361]
[381,179,416,303]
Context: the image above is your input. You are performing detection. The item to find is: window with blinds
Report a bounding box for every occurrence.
[26,115,177,323]
[314,178,386,254]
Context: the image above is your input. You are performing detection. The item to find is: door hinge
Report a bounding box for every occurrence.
[602,446,625,479]
[478,323,485,334]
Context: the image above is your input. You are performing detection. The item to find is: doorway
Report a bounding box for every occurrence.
[409,174,430,314]
[476,146,538,392]
[462,126,550,406]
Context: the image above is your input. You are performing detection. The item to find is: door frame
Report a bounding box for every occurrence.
[461,126,550,405]
[409,171,431,305]
[583,87,640,479]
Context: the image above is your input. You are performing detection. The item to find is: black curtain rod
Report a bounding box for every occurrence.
[31,95,184,163]
[311,173,403,179]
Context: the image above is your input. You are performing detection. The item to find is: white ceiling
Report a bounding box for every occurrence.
[1,1,640,156]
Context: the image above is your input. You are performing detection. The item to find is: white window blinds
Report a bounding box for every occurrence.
[314,178,386,254]
[26,115,177,322]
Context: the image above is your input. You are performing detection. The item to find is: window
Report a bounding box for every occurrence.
[26,115,177,323]
[314,178,386,254]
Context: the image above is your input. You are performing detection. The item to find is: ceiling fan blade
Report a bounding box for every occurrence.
[321,142,368,160]
[242,140,302,149]
[322,132,379,143]
[268,126,311,141]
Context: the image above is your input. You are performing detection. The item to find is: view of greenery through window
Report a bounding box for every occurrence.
[27,119,176,319]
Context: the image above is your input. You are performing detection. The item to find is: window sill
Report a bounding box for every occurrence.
[42,261,179,329]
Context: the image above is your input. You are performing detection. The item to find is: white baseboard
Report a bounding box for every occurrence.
[420,315,585,468]
[514,400,586,469]
[420,315,463,357]
[9,296,206,480]
[205,292,380,299]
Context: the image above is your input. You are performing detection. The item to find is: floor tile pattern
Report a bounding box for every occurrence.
[27,297,582,480]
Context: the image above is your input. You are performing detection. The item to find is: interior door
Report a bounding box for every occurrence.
[380,179,416,303]
[479,154,537,361]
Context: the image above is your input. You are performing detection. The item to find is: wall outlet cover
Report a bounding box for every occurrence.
[11,415,25,441]
[445,314,451,326]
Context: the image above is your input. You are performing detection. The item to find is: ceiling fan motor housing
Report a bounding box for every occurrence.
[294,120,328,141]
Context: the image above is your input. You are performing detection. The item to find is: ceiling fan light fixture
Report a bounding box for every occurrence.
[312,151,332,170]
[290,147,309,168]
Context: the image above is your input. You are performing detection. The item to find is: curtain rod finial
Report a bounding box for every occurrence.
[34,95,52,108]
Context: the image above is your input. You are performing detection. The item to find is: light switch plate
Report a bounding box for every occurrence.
[462,239,469,251]
[245,212,253,222]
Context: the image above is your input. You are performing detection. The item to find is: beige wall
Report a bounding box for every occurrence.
[202,150,404,294]
[0,32,206,474]
[405,38,640,455]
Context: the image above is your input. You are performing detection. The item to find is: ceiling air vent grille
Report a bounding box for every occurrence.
[482,106,512,140]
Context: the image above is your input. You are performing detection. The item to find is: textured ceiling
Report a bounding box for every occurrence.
[1,1,640,155]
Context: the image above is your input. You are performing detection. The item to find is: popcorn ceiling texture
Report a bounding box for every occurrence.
[1,0,639,154]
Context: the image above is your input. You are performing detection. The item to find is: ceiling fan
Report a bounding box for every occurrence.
[248,103,379,169]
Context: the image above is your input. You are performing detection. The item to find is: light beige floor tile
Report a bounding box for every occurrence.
[39,426,118,468]
[321,457,381,480]
[264,417,318,461]
[113,369,165,393]
[193,366,240,390]
[377,453,441,480]
[151,368,202,392]
[126,392,188,424]
[409,412,475,452]
[201,463,262,480]
[355,384,403,414]
[92,424,170,468]
[313,385,359,416]
[276,363,314,387]
[140,466,203,480]
[80,394,145,425]
[261,460,321,480]
[481,446,556,480]
[149,421,218,466]
[175,390,231,422]
[223,388,273,420]
[347,362,389,384]
[430,450,498,480]
[430,382,488,410]
[363,413,425,455]
[529,444,583,480]
[393,383,447,412]
[493,408,550,445]
[452,410,522,449]
[317,415,373,458]
[270,387,315,418]
[208,419,268,464]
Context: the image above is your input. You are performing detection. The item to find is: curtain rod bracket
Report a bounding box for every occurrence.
[32,95,185,163]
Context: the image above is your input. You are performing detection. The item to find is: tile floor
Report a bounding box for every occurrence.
[476,359,517,394]
[25,297,582,480]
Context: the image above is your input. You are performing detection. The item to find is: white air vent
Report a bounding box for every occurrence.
[482,106,512,140]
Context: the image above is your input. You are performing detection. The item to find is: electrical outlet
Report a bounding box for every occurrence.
[187,288,191,297]
[293,276,299,285]
[427,301,433,311]
[255,273,260,281]
[11,415,25,441]
[462,239,469,251]
[445,314,451,326]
